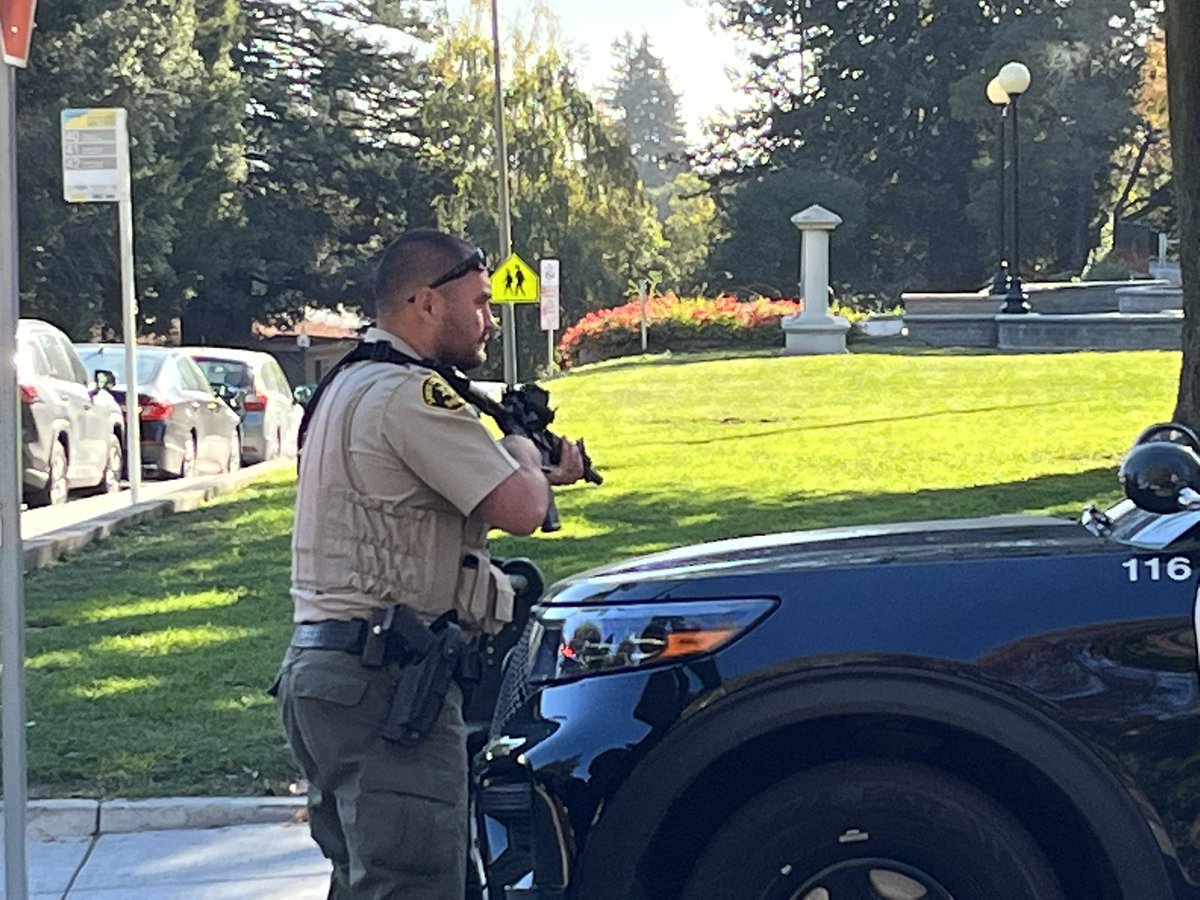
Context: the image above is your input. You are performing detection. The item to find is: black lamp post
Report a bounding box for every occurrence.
[997,61,1032,314]
[986,76,1010,298]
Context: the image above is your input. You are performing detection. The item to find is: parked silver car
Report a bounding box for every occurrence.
[18,320,125,506]
[181,347,302,464]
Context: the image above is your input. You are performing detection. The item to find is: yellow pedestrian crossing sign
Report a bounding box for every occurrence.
[491,253,540,303]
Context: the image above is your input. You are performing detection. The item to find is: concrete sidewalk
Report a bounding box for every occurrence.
[12,461,332,898]
[16,820,328,899]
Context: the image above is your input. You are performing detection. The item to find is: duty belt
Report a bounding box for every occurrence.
[292,619,369,654]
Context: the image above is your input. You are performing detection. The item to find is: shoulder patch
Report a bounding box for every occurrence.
[421,374,466,411]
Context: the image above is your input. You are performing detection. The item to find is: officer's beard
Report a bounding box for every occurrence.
[435,338,487,373]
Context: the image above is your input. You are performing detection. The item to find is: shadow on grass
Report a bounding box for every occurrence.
[642,399,1073,447]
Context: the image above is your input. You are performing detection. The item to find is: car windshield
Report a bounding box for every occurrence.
[194,359,254,390]
[75,348,164,386]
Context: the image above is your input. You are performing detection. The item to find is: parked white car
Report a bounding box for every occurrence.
[181,347,302,464]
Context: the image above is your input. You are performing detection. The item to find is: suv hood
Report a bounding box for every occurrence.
[544,514,1106,604]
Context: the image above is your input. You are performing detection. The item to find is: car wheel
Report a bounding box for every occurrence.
[179,434,198,479]
[99,434,123,493]
[226,432,242,474]
[682,760,1063,900]
[28,439,69,508]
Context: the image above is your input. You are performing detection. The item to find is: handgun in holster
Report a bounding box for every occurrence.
[364,603,478,745]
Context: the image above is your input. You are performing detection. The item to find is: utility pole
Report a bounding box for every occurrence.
[490,0,517,385]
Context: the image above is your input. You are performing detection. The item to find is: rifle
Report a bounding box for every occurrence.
[297,341,601,531]
[453,381,603,533]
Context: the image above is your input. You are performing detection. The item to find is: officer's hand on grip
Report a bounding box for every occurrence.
[547,436,586,485]
[499,434,543,470]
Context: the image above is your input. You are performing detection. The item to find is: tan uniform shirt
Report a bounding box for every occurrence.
[291,328,519,624]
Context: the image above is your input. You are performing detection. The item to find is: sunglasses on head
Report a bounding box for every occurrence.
[407,247,488,302]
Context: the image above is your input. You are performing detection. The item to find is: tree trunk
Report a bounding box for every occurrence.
[1168,0,1200,428]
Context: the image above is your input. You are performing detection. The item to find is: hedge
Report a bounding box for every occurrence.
[556,294,803,368]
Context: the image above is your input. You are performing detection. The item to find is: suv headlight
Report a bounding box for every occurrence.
[524,598,776,684]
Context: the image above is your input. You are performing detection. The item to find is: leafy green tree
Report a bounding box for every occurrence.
[219,0,437,341]
[605,33,687,199]
[705,0,996,292]
[705,0,1157,293]
[952,1,1157,278]
[421,8,663,377]
[706,164,865,298]
[16,0,247,340]
[661,172,725,294]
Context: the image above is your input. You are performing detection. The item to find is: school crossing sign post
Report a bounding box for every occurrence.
[491,252,539,304]
[490,252,539,382]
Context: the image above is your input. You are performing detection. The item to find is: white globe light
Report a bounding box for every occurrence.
[997,61,1031,96]
[986,77,1009,106]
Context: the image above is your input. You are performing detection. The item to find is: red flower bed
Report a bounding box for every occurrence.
[556,294,802,368]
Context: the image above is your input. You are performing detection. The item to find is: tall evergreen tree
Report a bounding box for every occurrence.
[221,0,438,341]
[606,33,687,195]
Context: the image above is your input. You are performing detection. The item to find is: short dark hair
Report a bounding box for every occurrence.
[373,229,476,315]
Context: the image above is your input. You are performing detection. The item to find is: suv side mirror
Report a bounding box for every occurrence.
[94,369,117,392]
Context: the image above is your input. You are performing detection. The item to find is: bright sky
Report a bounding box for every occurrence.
[448,1,748,145]
[547,0,746,144]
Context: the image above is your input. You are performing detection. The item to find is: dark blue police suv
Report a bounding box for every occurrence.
[471,425,1200,900]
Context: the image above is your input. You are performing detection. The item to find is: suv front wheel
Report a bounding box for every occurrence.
[682,759,1063,900]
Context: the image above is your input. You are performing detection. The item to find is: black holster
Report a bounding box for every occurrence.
[363,604,481,745]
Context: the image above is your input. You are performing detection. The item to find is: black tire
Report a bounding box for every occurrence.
[28,439,69,507]
[682,760,1063,900]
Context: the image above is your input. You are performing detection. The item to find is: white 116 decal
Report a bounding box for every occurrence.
[1123,557,1193,582]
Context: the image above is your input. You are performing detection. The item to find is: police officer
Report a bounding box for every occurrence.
[275,229,585,898]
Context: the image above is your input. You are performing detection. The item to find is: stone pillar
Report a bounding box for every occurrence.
[782,204,850,355]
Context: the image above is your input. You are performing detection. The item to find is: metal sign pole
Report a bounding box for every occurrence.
[490,0,516,386]
[639,279,649,352]
[118,155,140,502]
[0,59,29,900]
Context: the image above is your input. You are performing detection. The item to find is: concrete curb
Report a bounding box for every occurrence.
[22,460,291,572]
[0,797,308,841]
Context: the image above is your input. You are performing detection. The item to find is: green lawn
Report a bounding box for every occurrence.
[18,346,1182,798]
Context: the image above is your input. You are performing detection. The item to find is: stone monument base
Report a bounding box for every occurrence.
[782,314,851,355]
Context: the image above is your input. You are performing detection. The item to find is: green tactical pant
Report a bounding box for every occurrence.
[275,645,468,900]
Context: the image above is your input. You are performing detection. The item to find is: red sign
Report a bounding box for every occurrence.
[0,0,36,68]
